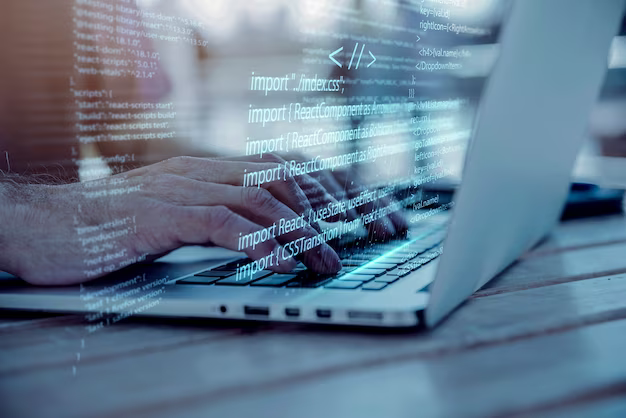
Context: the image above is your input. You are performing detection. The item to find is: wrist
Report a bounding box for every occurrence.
[0,182,44,277]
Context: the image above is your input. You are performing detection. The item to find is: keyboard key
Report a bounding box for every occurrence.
[177,276,222,285]
[296,270,333,280]
[362,282,388,291]
[374,275,402,284]
[350,248,382,260]
[287,278,334,288]
[407,245,431,254]
[358,248,382,254]
[414,251,441,265]
[325,280,362,289]
[194,270,236,278]
[393,249,418,255]
[338,274,375,282]
[402,260,423,271]
[341,259,368,267]
[251,274,298,287]
[386,268,412,277]
[377,256,406,263]
[215,270,273,286]
[366,263,397,270]
[413,256,432,265]
[344,257,374,264]
[213,258,252,272]
[350,268,387,276]
[286,271,337,288]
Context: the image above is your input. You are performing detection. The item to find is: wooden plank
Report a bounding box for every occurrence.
[532,214,626,254]
[0,316,264,376]
[531,395,626,418]
[129,319,626,418]
[477,242,626,296]
[474,214,626,295]
[0,312,67,329]
[1,273,626,418]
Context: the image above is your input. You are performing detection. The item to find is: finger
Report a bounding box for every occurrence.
[210,183,342,274]
[364,198,397,239]
[172,205,297,273]
[355,191,409,235]
[287,174,345,222]
[216,155,341,219]
[290,173,340,210]
[173,206,297,273]
[331,168,409,234]
[152,174,306,231]
[152,175,341,274]
[152,157,313,216]
[310,170,361,221]
[377,196,410,233]
[331,174,398,238]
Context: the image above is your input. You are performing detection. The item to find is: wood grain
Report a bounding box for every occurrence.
[533,214,626,254]
[477,242,626,296]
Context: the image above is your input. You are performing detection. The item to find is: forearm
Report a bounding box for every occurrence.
[0,180,24,275]
[0,179,51,277]
[0,176,108,285]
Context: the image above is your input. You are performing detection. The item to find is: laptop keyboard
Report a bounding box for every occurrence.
[176,223,446,292]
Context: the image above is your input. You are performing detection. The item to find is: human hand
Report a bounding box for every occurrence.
[0,156,342,285]
[225,153,409,239]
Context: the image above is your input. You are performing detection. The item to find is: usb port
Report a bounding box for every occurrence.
[316,309,332,319]
[285,307,300,318]
[244,306,269,317]
[347,311,384,322]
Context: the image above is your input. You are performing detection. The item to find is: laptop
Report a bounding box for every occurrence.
[0,0,623,328]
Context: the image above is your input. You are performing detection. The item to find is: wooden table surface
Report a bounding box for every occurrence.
[2,214,626,418]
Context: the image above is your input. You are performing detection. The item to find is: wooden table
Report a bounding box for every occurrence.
[2,214,626,418]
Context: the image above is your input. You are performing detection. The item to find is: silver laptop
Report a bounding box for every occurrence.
[0,0,623,328]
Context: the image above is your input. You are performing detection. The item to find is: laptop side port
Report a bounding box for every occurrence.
[243,306,270,317]
[316,309,332,319]
[284,307,300,318]
[347,311,384,322]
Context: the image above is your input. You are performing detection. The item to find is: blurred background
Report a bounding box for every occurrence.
[1,0,624,192]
